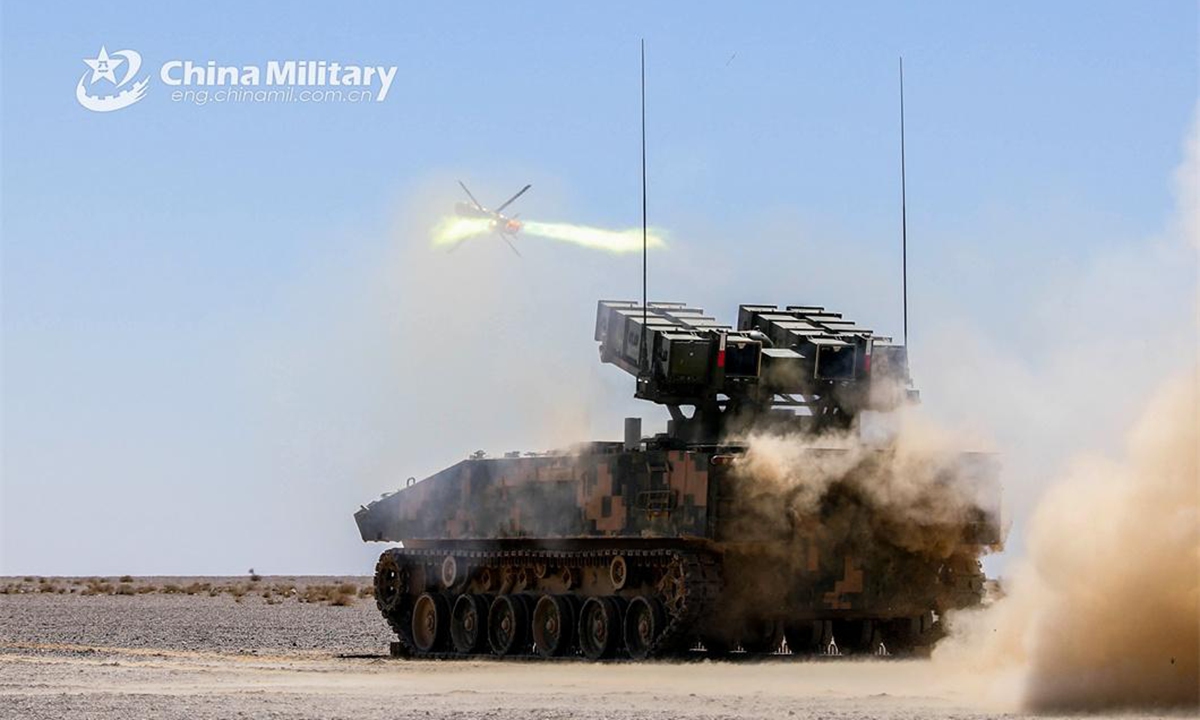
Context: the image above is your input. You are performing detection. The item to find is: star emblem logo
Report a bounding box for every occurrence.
[75,46,150,112]
[83,46,125,85]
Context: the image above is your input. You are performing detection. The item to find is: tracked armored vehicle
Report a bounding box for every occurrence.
[355,300,1001,660]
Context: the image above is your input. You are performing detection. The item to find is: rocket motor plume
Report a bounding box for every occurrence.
[521,221,666,254]
[430,216,666,255]
[431,217,492,246]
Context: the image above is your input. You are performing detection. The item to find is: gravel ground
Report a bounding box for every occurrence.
[2,577,390,654]
[0,579,1189,720]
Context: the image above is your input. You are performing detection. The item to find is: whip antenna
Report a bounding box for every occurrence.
[640,39,649,375]
[899,56,908,348]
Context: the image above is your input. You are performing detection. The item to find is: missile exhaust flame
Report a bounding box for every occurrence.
[431,217,493,247]
[522,221,665,254]
[430,216,666,255]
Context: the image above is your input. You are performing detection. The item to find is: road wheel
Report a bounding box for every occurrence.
[578,596,622,660]
[624,596,666,659]
[532,594,575,657]
[487,594,530,656]
[450,594,489,654]
[411,592,449,653]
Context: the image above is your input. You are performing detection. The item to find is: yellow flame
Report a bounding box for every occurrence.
[431,216,492,247]
[430,216,667,254]
[522,221,666,254]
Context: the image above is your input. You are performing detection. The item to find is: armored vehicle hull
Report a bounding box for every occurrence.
[356,442,997,659]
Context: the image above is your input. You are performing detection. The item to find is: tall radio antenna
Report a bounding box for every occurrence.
[639,39,649,375]
[899,56,909,348]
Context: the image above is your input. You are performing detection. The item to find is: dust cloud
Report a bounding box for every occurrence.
[926,108,1200,713]
[723,105,1199,710]
[710,405,999,648]
[934,367,1199,711]
[728,406,1000,561]
[722,363,1198,713]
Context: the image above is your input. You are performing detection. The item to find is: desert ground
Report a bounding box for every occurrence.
[0,576,1186,720]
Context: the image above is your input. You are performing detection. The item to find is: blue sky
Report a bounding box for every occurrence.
[2,2,1196,575]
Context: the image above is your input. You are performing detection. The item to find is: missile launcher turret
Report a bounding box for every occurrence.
[594,300,915,440]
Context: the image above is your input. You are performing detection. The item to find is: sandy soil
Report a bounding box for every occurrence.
[0,579,1186,720]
